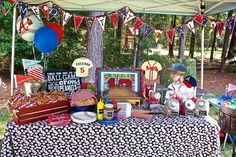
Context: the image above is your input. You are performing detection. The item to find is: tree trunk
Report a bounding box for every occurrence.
[169,15,176,57]
[178,16,187,59]
[210,14,219,62]
[86,12,103,83]
[227,21,236,59]
[189,32,195,58]
[220,11,233,72]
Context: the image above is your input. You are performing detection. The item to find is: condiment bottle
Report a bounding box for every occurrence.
[103,104,114,120]
[97,99,105,120]
[112,100,118,119]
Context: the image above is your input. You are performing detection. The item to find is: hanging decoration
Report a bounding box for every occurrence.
[3,0,16,15]
[129,27,138,35]
[18,1,28,20]
[85,16,95,31]
[124,9,136,24]
[22,59,41,71]
[201,16,208,27]
[45,22,64,43]
[62,11,72,27]
[143,24,153,41]
[153,28,163,43]
[16,11,43,42]
[227,18,235,35]
[30,6,41,20]
[209,19,217,34]
[73,15,84,31]
[97,15,106,31]
[39,3,49,20]
[108,12,118,28]
[166,29,175,45]
[2,2,236,45]
[217,21,224,37]
[193,13,203,25]
[175,26,185,40]
[117,7,127,21]
[185,20,195,34]
[48,4,62,20]
[34,27,59,53]
[133,18,144,32]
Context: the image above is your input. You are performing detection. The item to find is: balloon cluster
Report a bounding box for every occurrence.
[16,12,64,54]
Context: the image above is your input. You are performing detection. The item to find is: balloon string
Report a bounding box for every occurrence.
[32,44,36,60]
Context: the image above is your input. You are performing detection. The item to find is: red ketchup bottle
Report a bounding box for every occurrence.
[112,100,118,119]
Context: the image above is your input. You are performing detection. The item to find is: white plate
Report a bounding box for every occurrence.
[71,112,97,124]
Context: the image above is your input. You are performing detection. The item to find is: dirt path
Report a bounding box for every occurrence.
[1,69,236,108]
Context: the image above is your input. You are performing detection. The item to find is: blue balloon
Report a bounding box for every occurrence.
[34,27,58,53]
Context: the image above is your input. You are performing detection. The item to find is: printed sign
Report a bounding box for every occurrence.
[44,70,82,95]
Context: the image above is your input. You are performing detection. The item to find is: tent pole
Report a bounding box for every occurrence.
[200,27,204,89]
[10,6,17,96]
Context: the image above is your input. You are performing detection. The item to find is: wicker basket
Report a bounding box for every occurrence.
[219,102,236,134]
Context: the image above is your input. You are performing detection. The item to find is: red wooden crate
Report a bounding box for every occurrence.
[9,100,71,125]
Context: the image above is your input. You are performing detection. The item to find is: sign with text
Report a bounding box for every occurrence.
[45,70,82,95]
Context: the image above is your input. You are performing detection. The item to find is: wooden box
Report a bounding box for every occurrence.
[9,100,71,125]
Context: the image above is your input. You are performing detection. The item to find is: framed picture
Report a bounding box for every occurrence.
[96,68,143,97]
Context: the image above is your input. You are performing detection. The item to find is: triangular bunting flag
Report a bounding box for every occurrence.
[124,9,136,24]
[153,28,163,43]
[186,20,195,34]
[39,3,49,20]
[117,7,127,21]
[22,59,41,71]
[194,13,203,25]
[73,15,84,31]
[166,29,175,45]
[201,16,208,27]
[14,75,36,88]
[143,24,153,41]
[175,26,185,40]
[19,2,28,20]
[227,18,235,35]
[133,18,144,32]
[217,21,224,37]
[97,15,106,31]
[85,16,95,31]
[30,5,41,20]
[108,12,118,28]
[27,64,44,81]
[49,4,62,20]
[129,27,138,35]
[62,11,72,27]
[3,0,16,15]
[209,19,217,34]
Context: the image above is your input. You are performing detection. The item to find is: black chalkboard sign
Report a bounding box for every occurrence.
[45,70,82,95]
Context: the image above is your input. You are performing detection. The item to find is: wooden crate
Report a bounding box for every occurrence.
[9,100,71,125]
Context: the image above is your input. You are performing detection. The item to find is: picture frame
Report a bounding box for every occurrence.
[96,67,143,97]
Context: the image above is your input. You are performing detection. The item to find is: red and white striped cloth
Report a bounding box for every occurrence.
[27,64,45,81]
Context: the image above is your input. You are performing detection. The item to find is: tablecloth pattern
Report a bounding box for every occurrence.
[1,106,221,157]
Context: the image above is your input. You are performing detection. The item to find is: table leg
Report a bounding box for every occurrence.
[228,135,236,157]
[223,133,228,150]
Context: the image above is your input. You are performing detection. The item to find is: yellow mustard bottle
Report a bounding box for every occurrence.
[97,99,105,120]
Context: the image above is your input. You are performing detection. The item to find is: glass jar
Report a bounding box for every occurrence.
[103,104,114,120]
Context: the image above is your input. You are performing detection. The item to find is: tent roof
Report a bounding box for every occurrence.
[22,0,236,16]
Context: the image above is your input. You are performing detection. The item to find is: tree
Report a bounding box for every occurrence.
[86,12,104,83]
[210,14,219,62]
[189,32,195,58]
[220,11,233,72]
[169,15,176,57]
[178,16,188,59]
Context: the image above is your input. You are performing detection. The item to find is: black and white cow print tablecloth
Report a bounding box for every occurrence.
[1,108,221,157]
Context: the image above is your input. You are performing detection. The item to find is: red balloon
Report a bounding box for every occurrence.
[45,23,64,43]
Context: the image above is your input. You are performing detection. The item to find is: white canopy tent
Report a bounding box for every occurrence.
[10,0,236,95]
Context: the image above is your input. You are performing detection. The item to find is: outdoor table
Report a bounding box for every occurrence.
[1,107,221,157]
